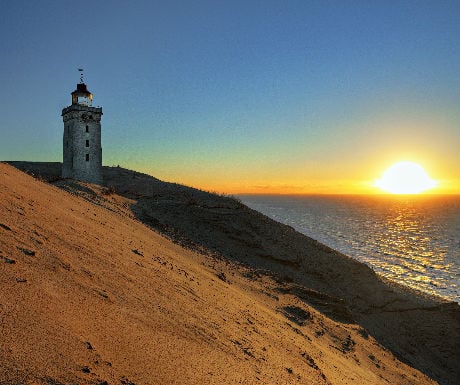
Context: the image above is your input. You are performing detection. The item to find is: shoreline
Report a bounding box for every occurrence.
[238,193,460,304]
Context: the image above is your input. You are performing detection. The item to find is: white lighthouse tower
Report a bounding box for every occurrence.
[62,71,103,184]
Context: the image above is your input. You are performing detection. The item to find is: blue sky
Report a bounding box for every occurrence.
[1,0,459,193]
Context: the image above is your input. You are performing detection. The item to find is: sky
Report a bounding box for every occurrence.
[0,0,459,194]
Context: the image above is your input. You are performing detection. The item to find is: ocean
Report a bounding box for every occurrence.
[238,194,460,303]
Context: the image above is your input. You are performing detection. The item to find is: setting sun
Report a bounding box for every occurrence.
[374,161,437,194]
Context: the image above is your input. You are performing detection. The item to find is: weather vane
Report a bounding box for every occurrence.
[78,68,84,83]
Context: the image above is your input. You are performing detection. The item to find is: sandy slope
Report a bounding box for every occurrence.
[0,162,457,385]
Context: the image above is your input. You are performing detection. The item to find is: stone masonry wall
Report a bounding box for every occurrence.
[62,105,103,184]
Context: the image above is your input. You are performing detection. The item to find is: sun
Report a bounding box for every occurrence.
[374,161,437,194]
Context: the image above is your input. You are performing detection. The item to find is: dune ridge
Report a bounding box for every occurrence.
[1,161,459,385]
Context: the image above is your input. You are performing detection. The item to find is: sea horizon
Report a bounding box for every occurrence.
[236,192,460,197]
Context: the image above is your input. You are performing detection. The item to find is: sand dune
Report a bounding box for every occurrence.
[1,162,458,385]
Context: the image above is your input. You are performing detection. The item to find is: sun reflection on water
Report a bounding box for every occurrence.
[240,194,460,302]
[357,197,455,298]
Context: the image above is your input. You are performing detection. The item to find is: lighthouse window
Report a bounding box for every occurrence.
[86,140,89,147]
[85,125,89,132]
[86,154,90,161]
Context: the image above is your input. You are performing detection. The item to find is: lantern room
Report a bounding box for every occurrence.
[71,82,93,106]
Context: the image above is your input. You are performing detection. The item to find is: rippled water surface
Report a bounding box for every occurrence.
[239,194,460,303]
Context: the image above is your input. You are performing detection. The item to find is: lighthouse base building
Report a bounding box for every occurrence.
[62,82,103,184]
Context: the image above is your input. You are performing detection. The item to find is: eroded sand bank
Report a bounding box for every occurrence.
[1,162,458,385]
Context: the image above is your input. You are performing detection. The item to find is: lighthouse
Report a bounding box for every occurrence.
[62,72,103,184]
